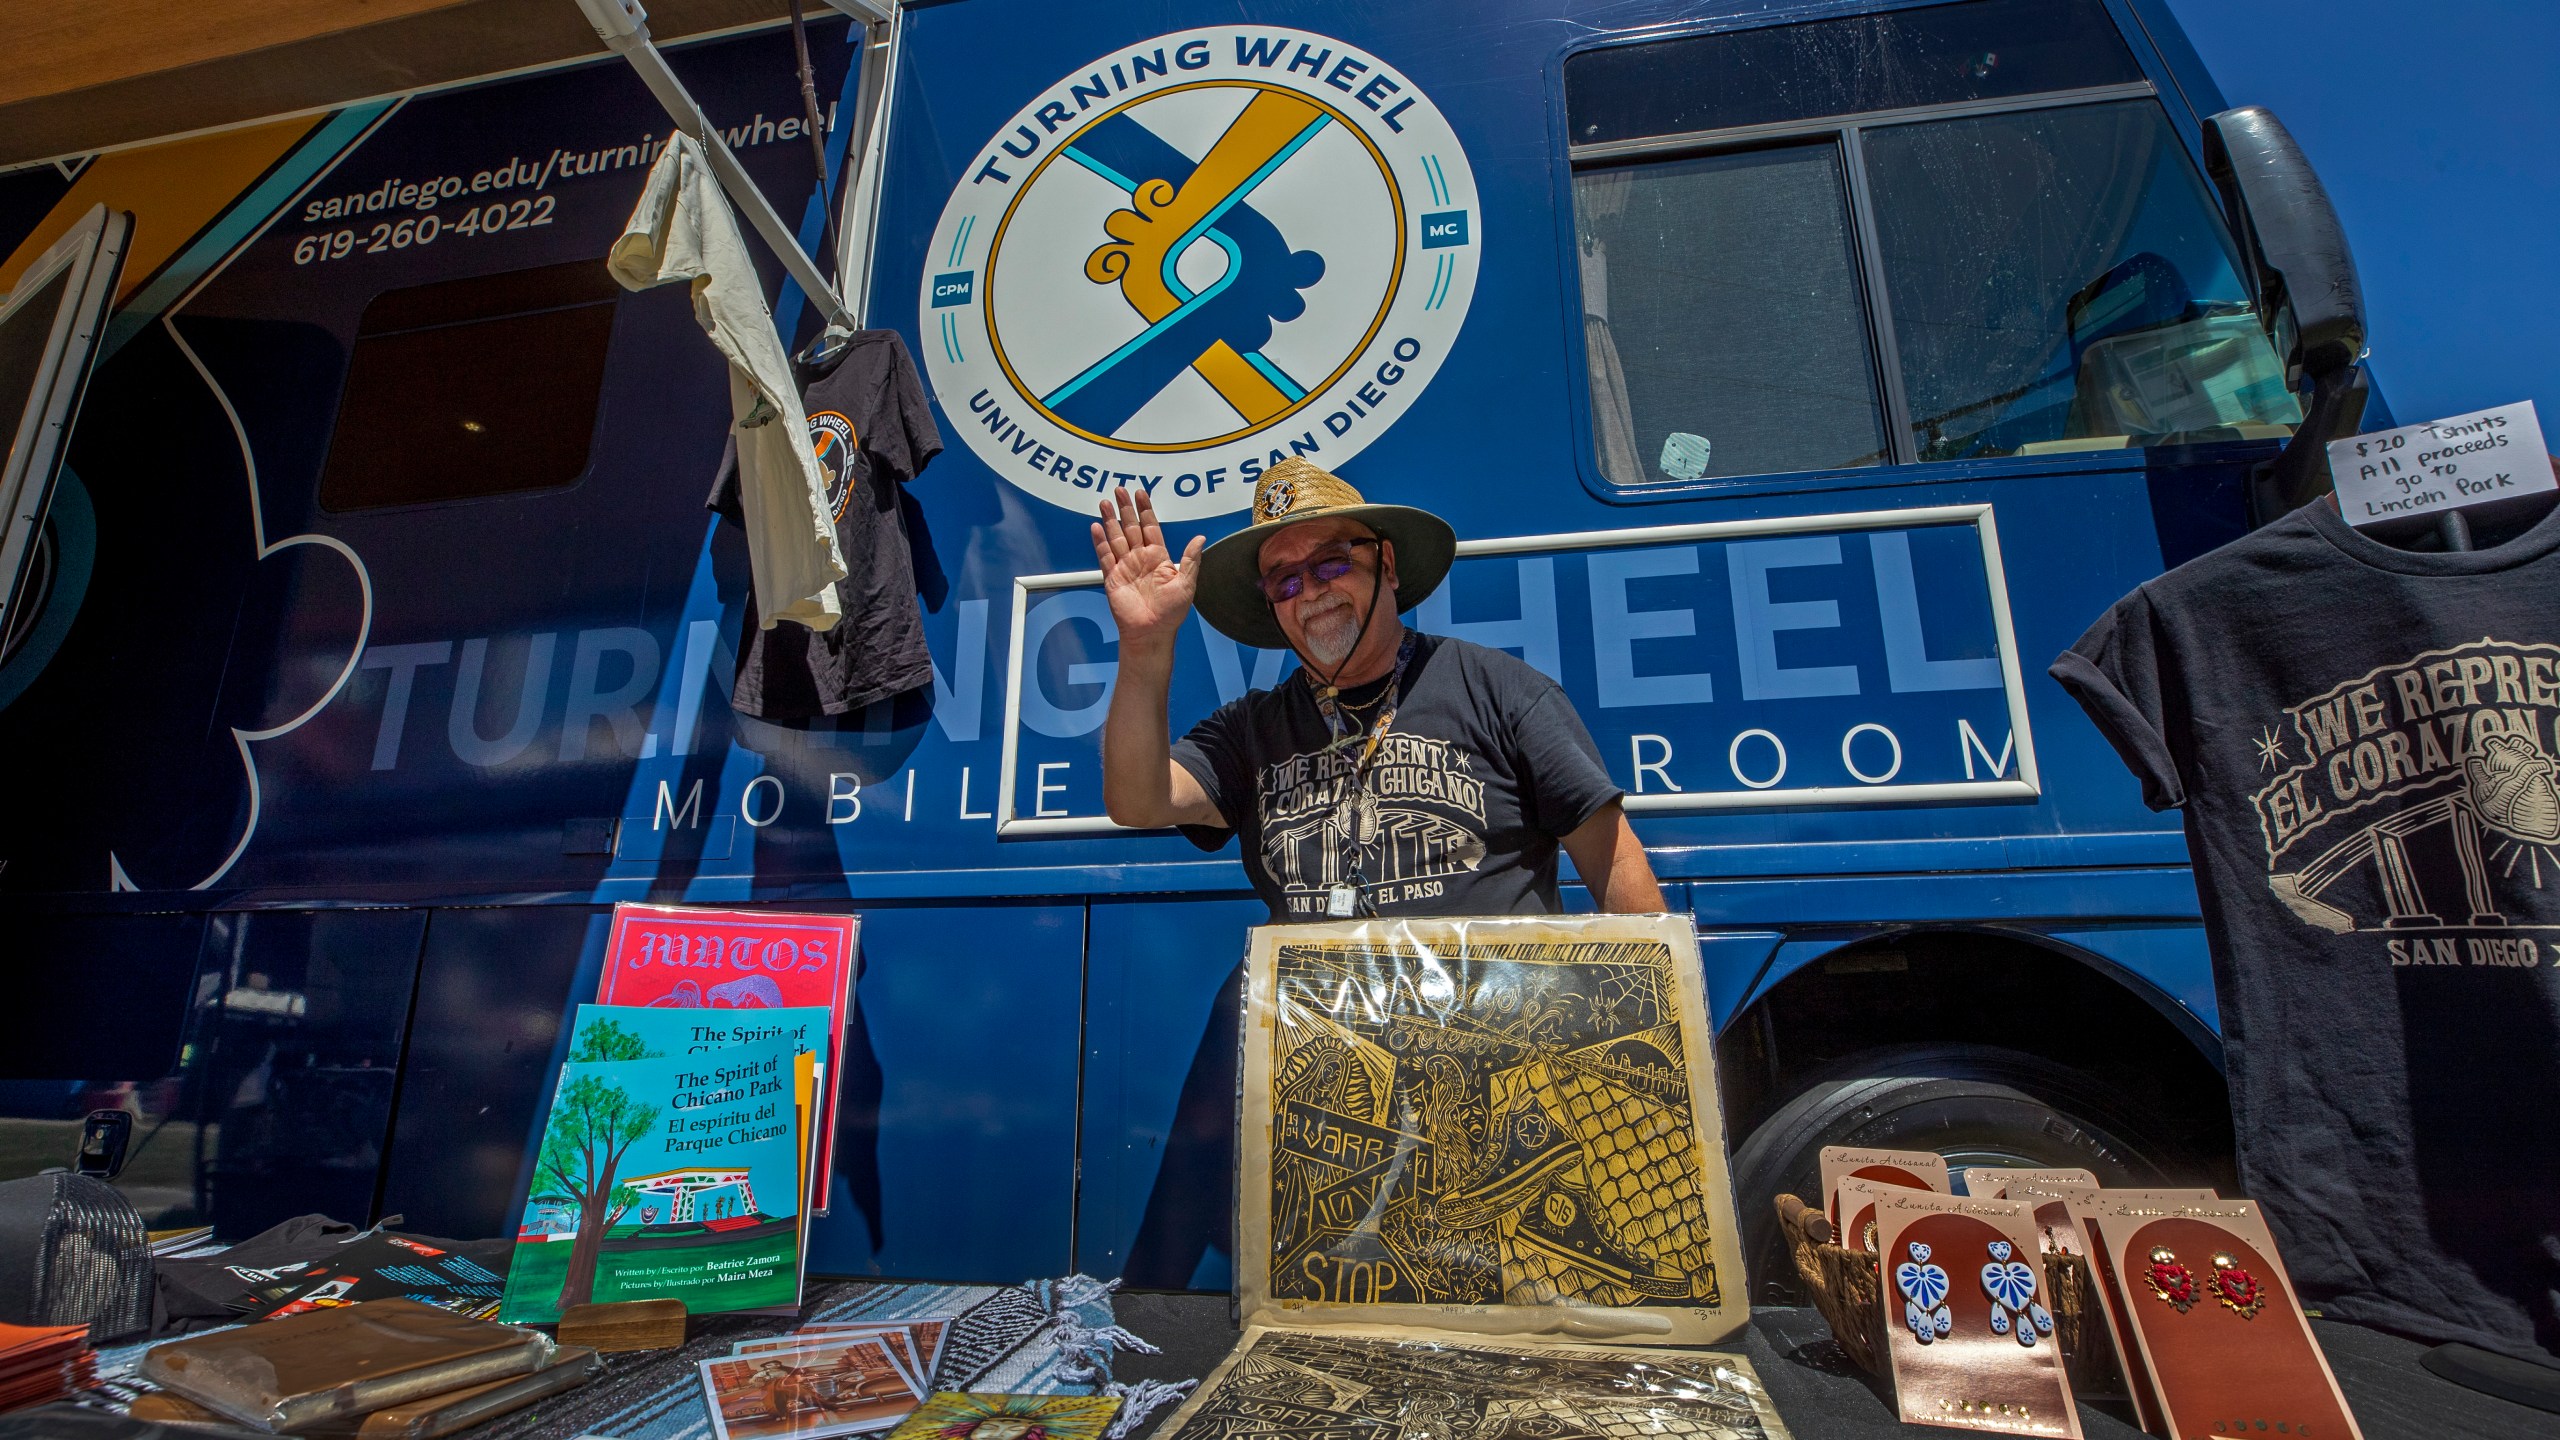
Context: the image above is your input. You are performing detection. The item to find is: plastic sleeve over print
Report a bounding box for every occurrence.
[1235,914,1748,1344]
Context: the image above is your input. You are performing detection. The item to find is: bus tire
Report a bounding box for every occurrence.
[1725,1043,2190,1304]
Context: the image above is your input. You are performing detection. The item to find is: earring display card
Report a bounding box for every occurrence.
[2098,1197,2365,1440]
[1831,1178,1908,1258]
[2008,1185,2216,1258]
[1967,1169,2097,1201]
[1820,1146,1952,1251]
[1237,915,1749,1344]
[1871,1191,2083,1439]
[2044,1189,2222,1433]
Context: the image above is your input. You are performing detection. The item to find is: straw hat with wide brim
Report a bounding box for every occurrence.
[1194,458,1456,650]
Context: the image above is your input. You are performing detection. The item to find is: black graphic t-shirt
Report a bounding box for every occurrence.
[2053,497,2560,1361]
[1173,633,1624,923]
[710,330,943,719]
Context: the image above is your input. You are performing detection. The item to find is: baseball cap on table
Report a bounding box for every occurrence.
[1193,458,1456,650]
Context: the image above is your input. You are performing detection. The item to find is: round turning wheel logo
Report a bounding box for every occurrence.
[919,26,1479,520]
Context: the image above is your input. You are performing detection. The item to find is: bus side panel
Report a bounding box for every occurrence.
[807,902,1084,1282]
[378,905,612,1238]
[1076,895,1264,1286]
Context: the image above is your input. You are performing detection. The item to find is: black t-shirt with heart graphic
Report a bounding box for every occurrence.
[710,329,943,719]
[2053,497,2560,1362]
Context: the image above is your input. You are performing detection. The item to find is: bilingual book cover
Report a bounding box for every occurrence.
[597,904,860,1209]
[499,1033,803,1323]
[569,1004,835,1204]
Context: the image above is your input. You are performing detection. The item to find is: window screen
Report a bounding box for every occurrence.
[318,260,620,511]
[1575,145,1888,483]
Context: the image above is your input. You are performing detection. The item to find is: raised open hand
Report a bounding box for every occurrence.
[1092,487,1204,645]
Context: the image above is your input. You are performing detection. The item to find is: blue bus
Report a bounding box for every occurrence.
[0,0,2370,1298]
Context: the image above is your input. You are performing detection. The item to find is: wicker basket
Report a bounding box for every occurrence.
[1772,1194,2117,1390]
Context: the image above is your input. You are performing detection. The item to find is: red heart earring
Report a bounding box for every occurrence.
[2209,1252,2265,1320]
[2145,1247,2197,1312]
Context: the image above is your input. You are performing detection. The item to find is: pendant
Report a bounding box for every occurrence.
[1326,884,1358,918]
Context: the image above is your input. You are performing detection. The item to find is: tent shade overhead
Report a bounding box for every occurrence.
[0,0,799,171]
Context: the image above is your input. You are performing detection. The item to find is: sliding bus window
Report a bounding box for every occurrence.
[1864,100,2301,461]
[1574,144,1889,484]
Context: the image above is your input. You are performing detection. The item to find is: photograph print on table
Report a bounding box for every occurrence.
[700,1334,927,1440]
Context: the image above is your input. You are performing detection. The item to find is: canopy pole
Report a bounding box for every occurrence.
[573,0,858,331]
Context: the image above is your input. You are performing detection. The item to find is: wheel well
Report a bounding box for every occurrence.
[1715,928,2237,1190]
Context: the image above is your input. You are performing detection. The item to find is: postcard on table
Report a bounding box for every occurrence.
[880,1394,1123,1440]
[733,1325,926,1392]
[700,1335,925,1440]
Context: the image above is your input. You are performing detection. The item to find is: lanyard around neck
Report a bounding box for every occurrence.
[1311,632,1417,769]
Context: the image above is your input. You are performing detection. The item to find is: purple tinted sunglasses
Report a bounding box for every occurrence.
[1259,538,1380,603]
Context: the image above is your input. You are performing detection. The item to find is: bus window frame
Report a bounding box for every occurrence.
[1544,1,2277,506]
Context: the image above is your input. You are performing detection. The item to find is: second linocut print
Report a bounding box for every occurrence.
[1240,915,1748,1342]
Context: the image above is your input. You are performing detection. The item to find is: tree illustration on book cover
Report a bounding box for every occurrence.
[500,1029,805,1323]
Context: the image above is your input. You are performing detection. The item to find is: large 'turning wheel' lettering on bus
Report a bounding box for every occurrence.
[919,26,1480,520]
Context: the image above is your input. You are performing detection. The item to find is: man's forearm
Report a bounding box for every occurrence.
[1101,635,1181,826]
[1567,804,1669,913]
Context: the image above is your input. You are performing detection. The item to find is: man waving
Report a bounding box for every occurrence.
[1092,458,1664,920]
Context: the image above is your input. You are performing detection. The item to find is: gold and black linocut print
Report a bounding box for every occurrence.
[1239,916,1748,1343]
[1153,1327,1788,1440]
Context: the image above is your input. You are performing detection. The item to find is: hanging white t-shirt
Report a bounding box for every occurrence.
[609,133,844,630]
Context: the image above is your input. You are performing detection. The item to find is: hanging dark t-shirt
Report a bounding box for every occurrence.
[1172,633,1624,923]
[2052,497,2560,1362]
[710,329,943,719]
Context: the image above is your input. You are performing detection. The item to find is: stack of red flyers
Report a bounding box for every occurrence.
[0,1322,92,1413]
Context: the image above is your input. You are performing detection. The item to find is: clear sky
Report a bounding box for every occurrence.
[2161,0,2559,439]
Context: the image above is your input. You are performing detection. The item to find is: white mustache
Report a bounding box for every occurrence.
[1297,591,1354,623]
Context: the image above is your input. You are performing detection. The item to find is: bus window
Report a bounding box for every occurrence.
[1863,100,2302,460]
[1564,0,2297,485]
[1574,144,1889,483]
[317,260,619,512]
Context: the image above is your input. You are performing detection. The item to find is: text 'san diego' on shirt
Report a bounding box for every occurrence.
[2051,497,2560,1363]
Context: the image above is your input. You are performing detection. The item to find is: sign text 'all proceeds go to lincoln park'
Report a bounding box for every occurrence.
[2328,400,2553,526]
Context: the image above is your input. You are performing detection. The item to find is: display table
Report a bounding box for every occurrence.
[66,1286,2554,1440]
[1104,1295,2553,1440]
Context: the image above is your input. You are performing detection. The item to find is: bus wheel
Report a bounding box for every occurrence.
[1725,1043,2194,1304]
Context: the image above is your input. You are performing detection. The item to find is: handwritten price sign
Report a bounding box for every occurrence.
[2329,400,2551,526]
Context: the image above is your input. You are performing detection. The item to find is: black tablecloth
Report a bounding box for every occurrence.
[1105,1296,2554,1440]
